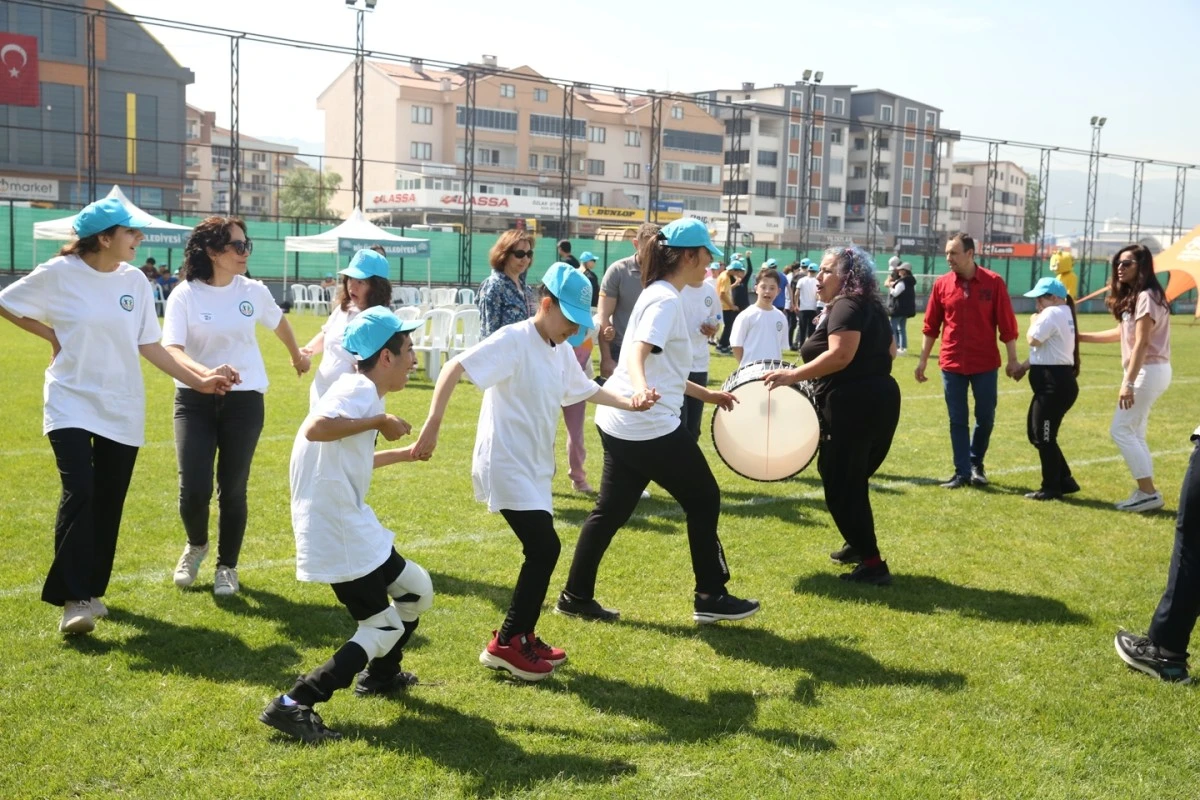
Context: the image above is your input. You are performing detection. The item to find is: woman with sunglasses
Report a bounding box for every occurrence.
[164,217,311,596]
[477,230,538,338]
[1078,244,1172,513]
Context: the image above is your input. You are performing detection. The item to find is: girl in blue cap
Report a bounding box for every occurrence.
[557,218,761,625]
[413,262,658,681]
[0,198,232,634]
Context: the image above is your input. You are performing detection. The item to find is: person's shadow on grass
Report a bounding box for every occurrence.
[793,572,1090,625]
[338,694,635,798]
[216,586,360,649]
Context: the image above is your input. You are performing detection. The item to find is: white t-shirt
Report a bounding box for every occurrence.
[595,280,691,441]
[289,372,392,584]
[730,304,789,366]
[1027,304,1075,367]
[681,281,720,373]
[796,276,818,311]
[310,304,360,408]
[0,255,160,447]
[161,275,282,392]
[457,319,599,513]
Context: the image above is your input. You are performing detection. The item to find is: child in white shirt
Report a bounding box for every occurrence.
[730,268,789,367]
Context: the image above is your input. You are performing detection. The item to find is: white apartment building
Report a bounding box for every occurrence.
[946,160,1028,244]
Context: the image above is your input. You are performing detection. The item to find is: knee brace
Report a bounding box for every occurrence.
[348,604,406,661]
[386,560,434,622]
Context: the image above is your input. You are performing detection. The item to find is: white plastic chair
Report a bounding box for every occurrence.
[448,308,481,358]
[152,283,165,316]
[290,284,311,313]
[457,288,476,305]
[418,287,434,309]
[412,308,454,382]
[394,305,421,322]
[307,284,329,315]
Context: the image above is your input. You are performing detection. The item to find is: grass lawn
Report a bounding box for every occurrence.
[1,309,1197,799]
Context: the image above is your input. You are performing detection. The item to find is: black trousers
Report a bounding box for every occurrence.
[174,388,265,568]
[796,310,817,347]
[497,509,560,641]
[785,310,798,347]
[1148,434,1200,654]
[1026,365,1078,493]
[816,376,901,560]
[718,309,739,348]
[565,424,730,599]
[289,550,418,706]
[43,428,139,606]
[679,371,708,442]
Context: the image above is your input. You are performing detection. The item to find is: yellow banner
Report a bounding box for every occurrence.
[125,93,137,174]
[579,205,682,223]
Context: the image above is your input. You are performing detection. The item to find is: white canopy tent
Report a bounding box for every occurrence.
[282,209,432,291]
[31,185,192,266]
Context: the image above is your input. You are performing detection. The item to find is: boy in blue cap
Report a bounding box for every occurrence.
[413,262,658,681]
[260,307,434,743]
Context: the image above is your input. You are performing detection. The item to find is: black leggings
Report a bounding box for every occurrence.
[565,424,730,599]
[498,509,561,641]
[719,309,739,348]
[1026,365,1078,493]
[679,371,708,442]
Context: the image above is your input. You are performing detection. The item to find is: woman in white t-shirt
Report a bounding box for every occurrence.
[1016,278,1080,501]
[0,198,230,635]
[1078,245,1172,512]
[300,248,394,409]
[164,217,310,596]
[555,218,761,625]
[679,273,722,440]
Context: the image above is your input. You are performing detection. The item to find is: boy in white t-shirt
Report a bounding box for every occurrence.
[259,307,434,744]
[730,268,789,367]
[413,262,657,681]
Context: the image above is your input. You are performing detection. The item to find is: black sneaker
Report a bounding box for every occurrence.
[354,670,418,697]
[1114,630,1191,683]
[1024,490,1062,501]
[839,561,893,586]
[555,591,620,622]
[259,697,343,743]
[1062,477,1081,494]
[693,593,760,624]
[970,465,989,486]
[940,474,970,489]
[830,543,862,565]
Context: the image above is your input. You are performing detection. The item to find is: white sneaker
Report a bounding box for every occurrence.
[173,543,208,588]
[1115,490,1165,513]
[90,597,108,619]
[214,565,240,596]
[59,600,95,634]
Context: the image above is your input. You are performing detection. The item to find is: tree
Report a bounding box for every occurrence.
[1024,175,1042,242]
[280,168,342,222]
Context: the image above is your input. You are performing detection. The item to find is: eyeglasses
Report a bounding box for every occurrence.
[226,240,253,256]
[510,249,534,259]
[1116,259,1136,268]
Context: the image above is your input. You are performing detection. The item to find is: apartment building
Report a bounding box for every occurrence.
[945,160,1028,244]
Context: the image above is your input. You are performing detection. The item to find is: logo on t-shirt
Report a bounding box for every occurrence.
[119,294,134,312]
[238,301,254,317]
[704,296,713,307]
[776,320,783,331]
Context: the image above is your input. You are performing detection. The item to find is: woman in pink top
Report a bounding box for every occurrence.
[1078,245,1171,512]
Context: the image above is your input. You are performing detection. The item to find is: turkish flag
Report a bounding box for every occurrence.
[0,33,39,107]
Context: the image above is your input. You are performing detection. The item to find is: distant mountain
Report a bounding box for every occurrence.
[1040,168,1197,233]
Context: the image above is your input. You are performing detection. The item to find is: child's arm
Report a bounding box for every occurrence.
[0,306,60,356]
[732,346,744,362]
[587,384,659,411]
[374,445,431,468]
[412,359,466,458]
[304,412,410,443]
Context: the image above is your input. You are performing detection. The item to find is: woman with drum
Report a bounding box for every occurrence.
[764,247,900,585]
[556,218,760,624]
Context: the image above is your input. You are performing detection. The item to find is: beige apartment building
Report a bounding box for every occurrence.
[947,159,1028,244]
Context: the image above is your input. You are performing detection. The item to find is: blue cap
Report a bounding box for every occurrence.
[660,218,724,259]
[340,249,389,280]
[808,261,819,272]
[343,307,423,361]
[1024,277,1068,299]
[727,261,745,272]
[541,261,594,346]
[579,251,597,264]
[71,197,156,238]
[710,261,722,270]
[800,258,811,267]
[765,258,778,268]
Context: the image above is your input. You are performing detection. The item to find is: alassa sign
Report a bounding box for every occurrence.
[367,188,578,216]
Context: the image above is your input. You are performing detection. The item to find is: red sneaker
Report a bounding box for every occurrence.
[479,631,554,681]
[528,632,567,666]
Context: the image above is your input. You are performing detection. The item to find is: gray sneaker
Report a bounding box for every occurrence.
[59,600,95,634]
[90,597,108,619]
[213,565,239,597]
[173,543,208,588]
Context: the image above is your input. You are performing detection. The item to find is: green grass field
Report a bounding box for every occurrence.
[1,311,1198,799]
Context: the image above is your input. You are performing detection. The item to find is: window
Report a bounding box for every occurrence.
[411,105,433,124]
[825,216,841,229]
[925,110,936,127]
[528,153,538,170]
[500,83,515,98]
[624,162,641,179]
[529,113,586,138]
[456,106,518,132]
[669,163,716,184]
[813,95,826,112]
[854,137,866,151]
[723,179,749,194]
[901,196,913,208]
[852,165,866,179]
[904,138,915,153]
[924,141,935,155]
[410,142,432,160]
[533,88,548,102]
[787,155,800,171]
[477,148,502,166]
[724,117,751,135]
[880,105,893,123]
[923,169,933,184]
[878,137,890,150]
[663,129,723,153]
[905,108,917,125]
[789,123,801,140]
[812,126,824,143]
[542,154,559,171]
[755,180,777,197]
[848,190,867,205]
[581,191,604,205]
[828,157,844,175]
[625,130,642,147]
[670,105,684,119]
[786,215,798,229]
[586,159,605,176]
[832,97,845,116]
[825,187,842,202]
[829,128,843,144]
[786,186,798,198]
[756,150,778,167]
[790,91,803,109]
[900,223,911,234]
[588,126,606,143]
[903,167,914,181]
[809,216,821,230]
[877,167,891,180]
[724,150,750,165]
[810,156,822,174]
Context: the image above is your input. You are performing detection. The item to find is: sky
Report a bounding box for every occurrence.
[112,0,1199,225]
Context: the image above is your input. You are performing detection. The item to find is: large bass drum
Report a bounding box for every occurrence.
[711,359,821,482]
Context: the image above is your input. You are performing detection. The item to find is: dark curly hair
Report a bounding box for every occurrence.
[823,246,884,306]
[182,217,249,282]
[336,274,393,312]
[1106,243,1168,320]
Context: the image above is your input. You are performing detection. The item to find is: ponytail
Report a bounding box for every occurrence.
[1066,295,1081,377]
[638,232,703,288]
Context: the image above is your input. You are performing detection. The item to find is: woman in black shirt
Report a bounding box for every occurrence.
[763,247,900,584]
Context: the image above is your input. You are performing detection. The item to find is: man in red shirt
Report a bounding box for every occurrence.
[915,232,1021,489]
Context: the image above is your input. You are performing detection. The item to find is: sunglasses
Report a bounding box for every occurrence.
[226,240,253,256]
[1116,259,1136,268]
[510,249,534,259]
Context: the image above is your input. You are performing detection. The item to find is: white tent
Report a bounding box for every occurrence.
[31,185,192,265]
[282,209,432,290]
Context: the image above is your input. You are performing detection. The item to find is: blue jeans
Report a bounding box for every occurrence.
[890,316,908,350]
[942,369,998,479]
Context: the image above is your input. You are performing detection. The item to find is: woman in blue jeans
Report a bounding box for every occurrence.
[163,216,310,596]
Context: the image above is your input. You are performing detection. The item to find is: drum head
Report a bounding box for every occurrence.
[711,361,820,482]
